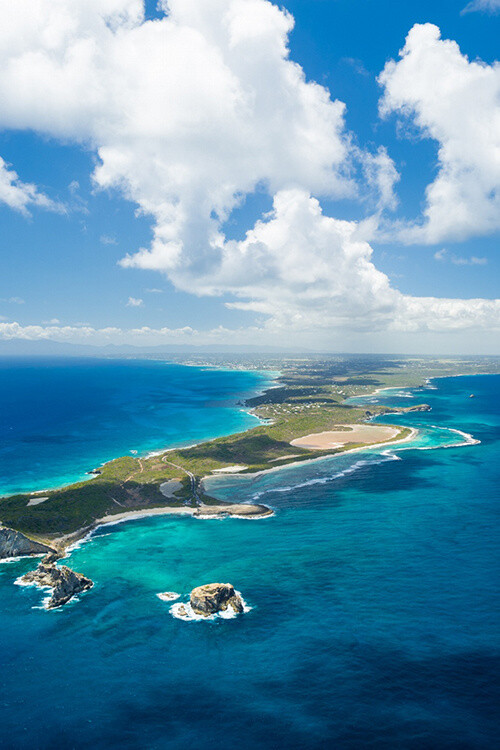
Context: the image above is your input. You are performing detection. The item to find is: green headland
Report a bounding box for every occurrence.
[1,354,498,549]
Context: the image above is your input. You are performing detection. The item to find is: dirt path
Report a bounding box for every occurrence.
[123,458,144,484]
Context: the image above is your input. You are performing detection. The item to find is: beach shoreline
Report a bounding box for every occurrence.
[50,425,420,554]
[2,365,492,555]
[2,366,281,500]
[354,371,498,403]
[202,426,420,486]
[50,502,275,554]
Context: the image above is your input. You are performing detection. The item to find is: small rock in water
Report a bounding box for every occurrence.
[190,583,244,617]
[157,591,180,602]
[175,603,189,618]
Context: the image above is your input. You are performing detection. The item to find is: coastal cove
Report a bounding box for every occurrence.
[0,370,498,748]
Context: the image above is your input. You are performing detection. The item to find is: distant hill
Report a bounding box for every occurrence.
[0,339,300,357]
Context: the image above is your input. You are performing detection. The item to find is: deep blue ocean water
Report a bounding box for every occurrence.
[0,368,499,749]
[0,358,272,496]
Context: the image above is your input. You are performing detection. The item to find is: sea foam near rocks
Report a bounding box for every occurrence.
[156,591,180,602]
[170,592,251,622]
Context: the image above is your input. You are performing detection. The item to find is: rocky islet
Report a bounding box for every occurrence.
[18,558,93,609]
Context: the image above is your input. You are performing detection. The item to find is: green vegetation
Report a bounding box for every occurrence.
[1,354,498,542]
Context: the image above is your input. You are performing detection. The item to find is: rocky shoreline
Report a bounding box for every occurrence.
[0,526,55,560]
[1,502,271,610]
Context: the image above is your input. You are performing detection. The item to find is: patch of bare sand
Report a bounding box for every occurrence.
[159,479,182,498]
[211,465,248,474]
[290,424,400,450]
[27,496,50,506]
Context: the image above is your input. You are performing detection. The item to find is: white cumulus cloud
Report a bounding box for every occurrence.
[0,321,196,346]
[379,23,500,245]
[0,4,496,340]
[124,188,500,335]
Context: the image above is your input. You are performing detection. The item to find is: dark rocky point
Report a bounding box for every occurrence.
[0,526,55,560]
[194,503,272,518]
[20,562,93,609]
[381,403,431,414]
[42,550,63,564]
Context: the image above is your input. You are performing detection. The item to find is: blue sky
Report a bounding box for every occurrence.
[0,0,498,352]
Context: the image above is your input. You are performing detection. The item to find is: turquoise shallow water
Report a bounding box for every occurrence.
[0,371,499,748]
[0,357,272,496]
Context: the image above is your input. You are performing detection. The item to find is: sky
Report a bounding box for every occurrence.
[0,0,499,353]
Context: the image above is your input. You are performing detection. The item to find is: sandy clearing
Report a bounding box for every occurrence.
[211,465,248,473]
[27,496,49,506]
[291,424,400,450]
[159,479,182,498]
[269,454,303,462]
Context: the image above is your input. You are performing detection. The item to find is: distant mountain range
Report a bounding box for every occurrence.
[0,339,299,357]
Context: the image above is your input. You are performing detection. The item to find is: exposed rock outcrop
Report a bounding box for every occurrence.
[42,550,63,564]
[194,503,272,519]
[190,583,244,616]
[157,591,180,602]
[19,562,93,609]
[0,526,55,560]
[380,403,431,414]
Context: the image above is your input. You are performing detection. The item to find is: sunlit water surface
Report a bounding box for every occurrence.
[1,370,499,749]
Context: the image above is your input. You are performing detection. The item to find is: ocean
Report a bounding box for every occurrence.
[0,357,272,496]
[0,364,499,749]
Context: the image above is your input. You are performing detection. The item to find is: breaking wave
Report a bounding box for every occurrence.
[251,454,399,500]
[413,426,480,450]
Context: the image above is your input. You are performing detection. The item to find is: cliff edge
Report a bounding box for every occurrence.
[0,526,55,560]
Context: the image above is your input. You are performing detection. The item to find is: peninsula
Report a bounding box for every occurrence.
[0,354,497,558]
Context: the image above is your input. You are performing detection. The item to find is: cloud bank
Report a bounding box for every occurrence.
[0,2,497,342]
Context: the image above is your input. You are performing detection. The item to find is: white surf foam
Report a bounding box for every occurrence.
[445,427,481,446]
[395,425,480,452]
[170,591,251,621]
[250,455,398,500]
[64,529,96,555]
[0,554,44,564]
[157,591,180,602]
[421,428,479,450]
